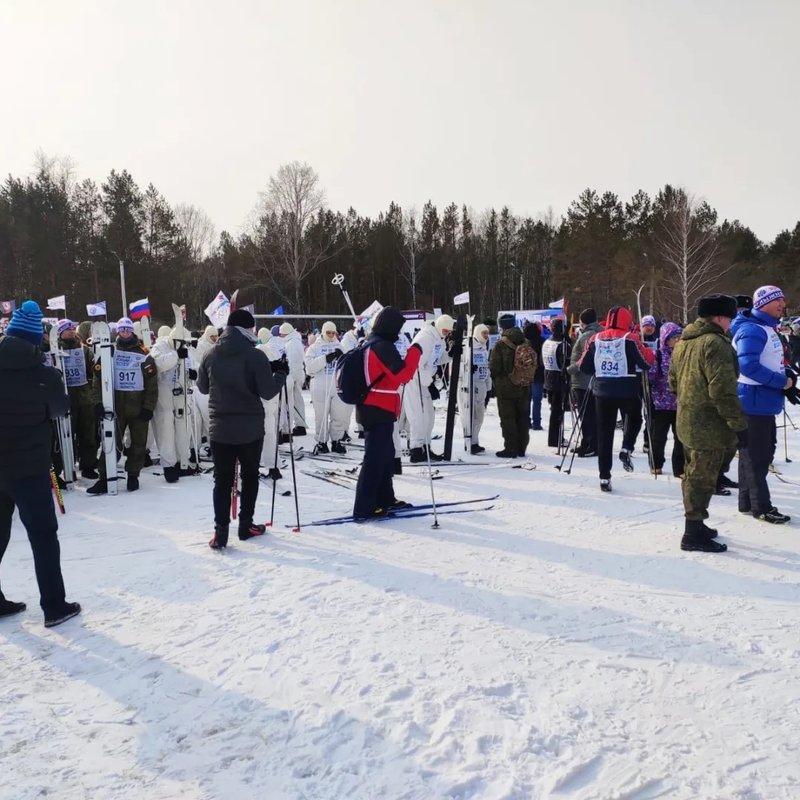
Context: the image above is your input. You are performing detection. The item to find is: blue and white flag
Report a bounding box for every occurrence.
[204,291,230,328]
[270,305,284,315]
[86,301,107,317]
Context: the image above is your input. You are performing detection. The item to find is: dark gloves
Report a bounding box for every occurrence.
[187,368,198,381]
[736,428,749,449]
[471,363,478,373]
[429,383,440,401]
[94,403,104,421]
[270,359,290,375]
[325,349,343,363]
[177,345,189,359]
[139,408,154,422]
[485,388,495,408]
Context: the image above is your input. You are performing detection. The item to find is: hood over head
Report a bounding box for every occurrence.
[659,322,683,348]
[604,306,633,333]
[371,306,405,341]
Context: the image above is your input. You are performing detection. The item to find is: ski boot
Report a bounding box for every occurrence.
[239,522,267,541]
[619,449,634,472]
[331,440,347,455]
[86,478,108,495]
[209,525,229,550]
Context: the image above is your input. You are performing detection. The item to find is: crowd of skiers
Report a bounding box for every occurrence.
[0,282,797,624]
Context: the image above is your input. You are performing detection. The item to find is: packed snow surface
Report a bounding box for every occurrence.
[3,396,800,799]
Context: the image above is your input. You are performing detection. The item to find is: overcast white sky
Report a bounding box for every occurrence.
[1,0,798,241]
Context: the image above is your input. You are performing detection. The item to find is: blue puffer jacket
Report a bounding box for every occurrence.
[732,309,786,416]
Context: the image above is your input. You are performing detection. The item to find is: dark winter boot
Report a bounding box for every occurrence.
[619,449,634,472]
[681,519,727,552]
[127,475,140,492]
[163,465,180,484]
[143,451,154,468]
[495,449,517,458]
[267,467,283,481]
[700,521,719,539]
[714,483,731,496]
[279,432,291,445]
[331,440,347,454]
[409,447,426,463]
[388,500,413,510]
[393,457,403,475]
[600,479,612,493]
[44,601,82,628]
[239,522,267,541]
[209,525,229,550]
[292,426,306,437]
[341,431,352,442]
[312,442,330,455]
[0,596,26,618]
[718,474,738,489]
[471,444,485,454]
[86,478,108,495]
[755,507,791,524]
[81,467,99,480]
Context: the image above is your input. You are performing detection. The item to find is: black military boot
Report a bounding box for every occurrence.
[681,519,727,552]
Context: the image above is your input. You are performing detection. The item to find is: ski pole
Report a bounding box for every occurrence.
[564,388,591,476]
[267,389,283,528]
[231,460,239,520]
[785,409,791,463]
[418,373,439,528]
[285,384,301,533]
[50,468,65,515]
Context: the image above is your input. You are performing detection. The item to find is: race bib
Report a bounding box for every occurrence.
[320,342,339,375]
[113,351,146,392]
[395,336,409,358]
[433,340,445,365]
[594,337,628,378]
[63,348,87,387]
[473,349,489,381]
[542,339,560,372]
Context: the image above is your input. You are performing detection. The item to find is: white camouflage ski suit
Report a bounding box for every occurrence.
[258,339,283,468]
[403,323,450,449]
[458,335,491,446]
[150,334,193,468]
[192,326,218,442]
[282,329,307,430]
[304,335,351,444]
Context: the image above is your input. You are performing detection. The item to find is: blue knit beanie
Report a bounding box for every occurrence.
[6,300,44,345]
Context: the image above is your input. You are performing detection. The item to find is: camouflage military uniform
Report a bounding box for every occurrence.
[489,326,534,456]
[669,318,747,520]
[92,336,158,478]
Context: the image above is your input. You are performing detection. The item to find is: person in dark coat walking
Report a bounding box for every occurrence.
[353,307,421,520]
[541,318,572,450]
[197,308,288,548]
[0,301,81,627]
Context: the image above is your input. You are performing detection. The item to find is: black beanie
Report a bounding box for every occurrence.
[579,308,597,325]
[498,313,516,330]
[228,309,256,329]
[735,294,753,310]
[697,294,738,319]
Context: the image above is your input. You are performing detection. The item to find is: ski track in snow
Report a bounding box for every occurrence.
[3,398,800,799]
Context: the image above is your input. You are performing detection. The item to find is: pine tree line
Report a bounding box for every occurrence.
[1,156,798,329]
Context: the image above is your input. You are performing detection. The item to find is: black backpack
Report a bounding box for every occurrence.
[335,341,383,405]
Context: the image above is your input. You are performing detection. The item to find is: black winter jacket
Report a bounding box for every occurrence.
[0,335,70,479]
[197,327,286,445]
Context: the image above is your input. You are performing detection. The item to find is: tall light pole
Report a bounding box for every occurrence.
[111,250,127,317]
[510,261,524,309]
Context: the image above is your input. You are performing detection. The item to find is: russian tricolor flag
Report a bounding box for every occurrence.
[129,298,150,320]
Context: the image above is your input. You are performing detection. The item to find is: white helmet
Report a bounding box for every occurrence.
[435,314,456,336]
[473,323,489,342]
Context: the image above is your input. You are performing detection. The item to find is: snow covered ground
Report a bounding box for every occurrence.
[3,393,800,800]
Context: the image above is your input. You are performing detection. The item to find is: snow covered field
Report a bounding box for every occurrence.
[3,395,800,800]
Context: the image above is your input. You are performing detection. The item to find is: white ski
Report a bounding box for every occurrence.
[92,321,119,496]
[49,325,75,487]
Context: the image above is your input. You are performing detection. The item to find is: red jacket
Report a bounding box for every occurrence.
[359,340,422,425]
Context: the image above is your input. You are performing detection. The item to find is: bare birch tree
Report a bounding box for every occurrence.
[174,203,216,262]
[656,188,730,324]
[252,161,333,310]
[396,207,423,306]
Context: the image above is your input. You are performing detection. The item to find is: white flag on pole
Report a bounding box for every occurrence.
[86,301,107,317]
[47,294,66,311]
[548,297,565,309]
[453,291,470,306]
[204,291,230,328]
[359,299,384,321]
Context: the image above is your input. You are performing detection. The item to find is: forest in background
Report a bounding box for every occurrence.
[1,155,798,329]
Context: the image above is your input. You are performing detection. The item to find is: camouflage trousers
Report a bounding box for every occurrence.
[682,447,733,520]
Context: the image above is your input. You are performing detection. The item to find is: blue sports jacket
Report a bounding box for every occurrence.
[731,309,786,416]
